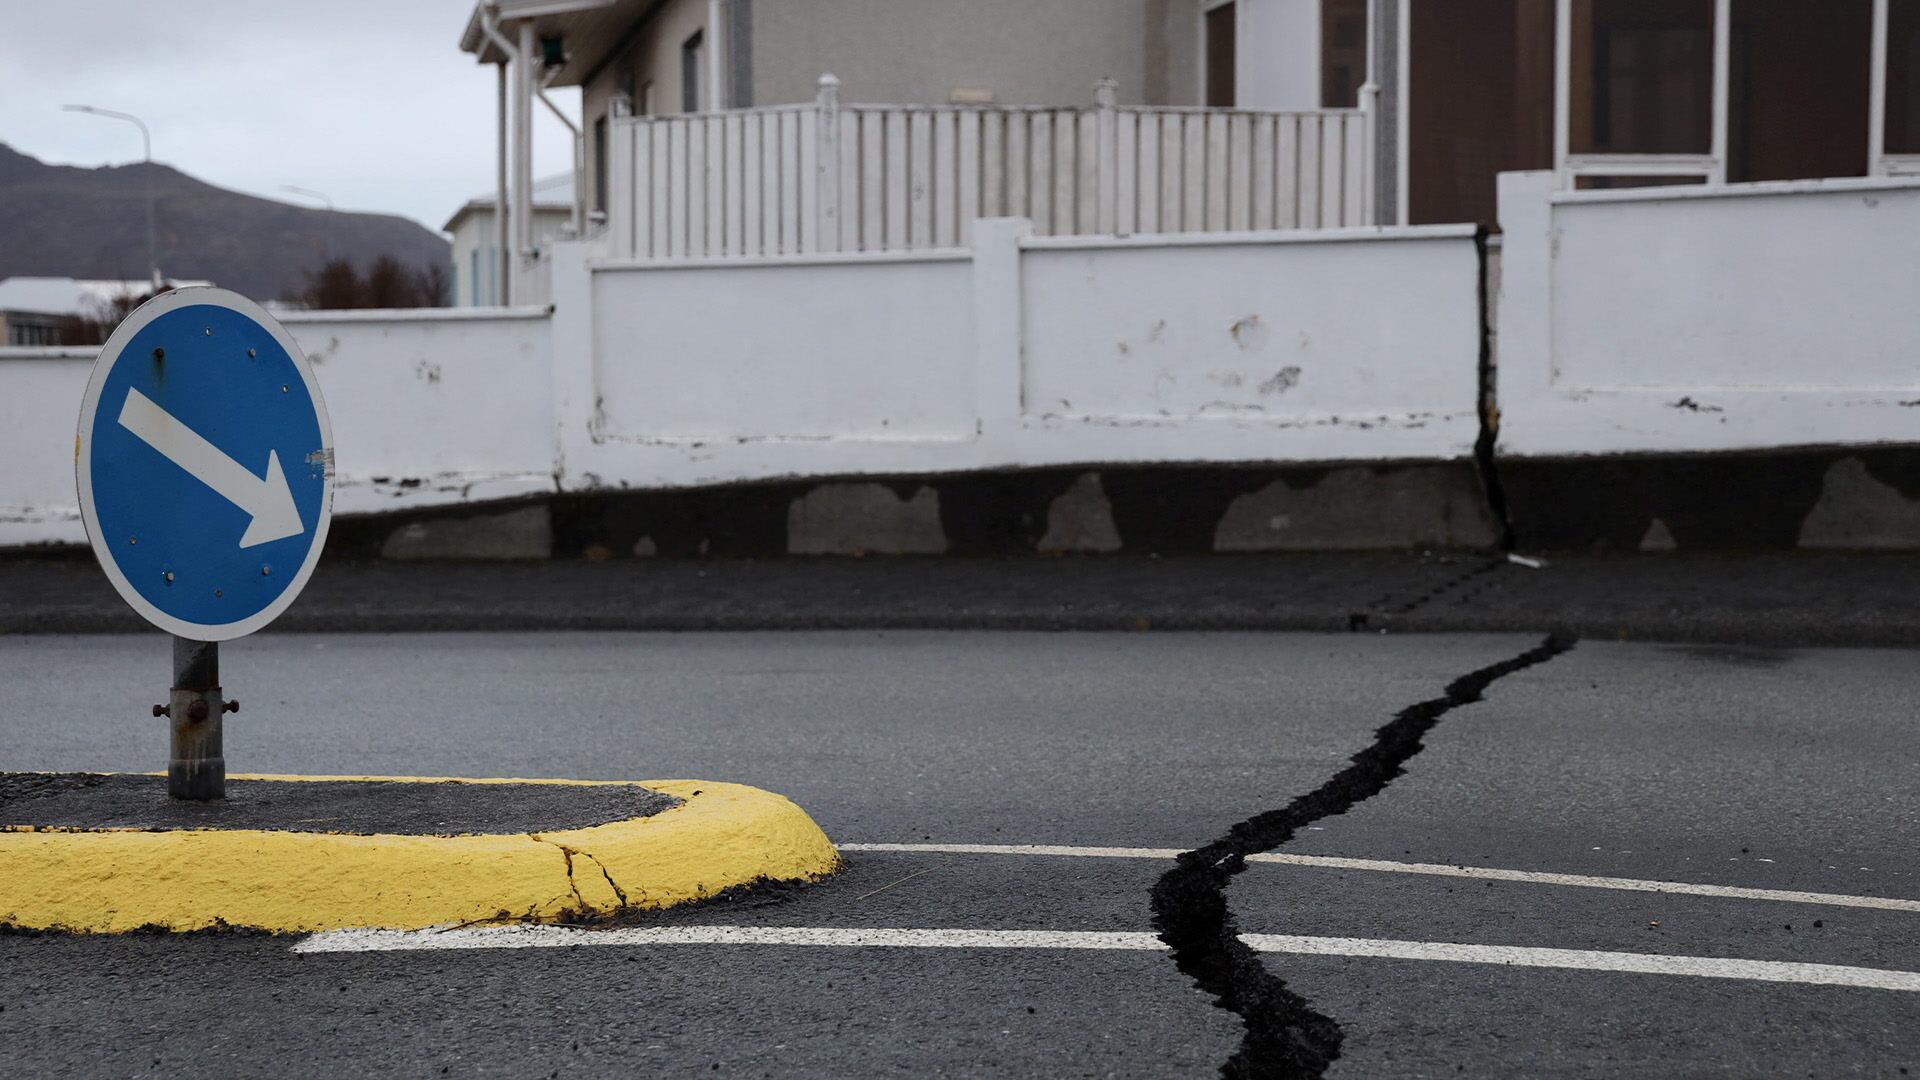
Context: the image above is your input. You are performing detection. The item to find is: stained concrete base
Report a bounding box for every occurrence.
[148,450,1920,564]
[1501,447,1920,552]
[543,463,1502,559]
[379,505,553,561]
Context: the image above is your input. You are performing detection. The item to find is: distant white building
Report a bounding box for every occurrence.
[442,172,576,307]
[0,277,212,346]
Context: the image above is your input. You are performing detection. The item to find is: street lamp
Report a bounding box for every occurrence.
[63,104,160,292]
[280,184,336,261]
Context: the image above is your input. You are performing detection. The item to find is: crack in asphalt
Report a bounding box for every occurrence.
[1150,633,1576,1078]
[1350,557,1509,631]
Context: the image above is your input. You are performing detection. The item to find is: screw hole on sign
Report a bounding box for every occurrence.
[128,537,137,545]
[247,348,257,358]
[204,327,212,336]
[163,571,175,584]
[214,589,223,598]
[260,565,272,576]
[281,385,289,393]
[153,348,165,361]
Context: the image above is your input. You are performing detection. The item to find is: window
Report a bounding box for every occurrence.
[1594,23,1712,152]
[1321,0,1368,108]
[469,249,480,306]
[1205,3,1236,107]
[7,317,60,347]
[682,30,704,112]
[638,80,656,117]
[1886,0,1919,154]
[593,115,608,213]
[1572,0,1714,155]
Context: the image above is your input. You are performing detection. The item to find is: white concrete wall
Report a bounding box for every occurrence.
[590,254,977,443]
[1021,234,1468,448]
[1497,171,1920,457]
[0,347,95,546]
[0,308,555,548]
[550,220,1484,490]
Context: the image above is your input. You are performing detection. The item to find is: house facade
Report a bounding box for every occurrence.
[443,172,577,306]
[466,0,1919,258]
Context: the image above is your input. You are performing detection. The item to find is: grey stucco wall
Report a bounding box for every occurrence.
[580,0,1204,216]
[749,0,1201,107]
[580,0,710,227]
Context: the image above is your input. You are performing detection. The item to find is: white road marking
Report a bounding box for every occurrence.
[837,843,1920,914]
[1237,936,1920,993]
[296,925,1165,954]
[293,924,1920,992]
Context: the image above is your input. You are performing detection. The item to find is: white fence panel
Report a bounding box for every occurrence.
[1497,171,1920,456]
[1020,230,1481,461]
[553,223,1480,491]
[607,85,1373,259]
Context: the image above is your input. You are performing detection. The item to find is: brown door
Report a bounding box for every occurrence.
[1408,0,1555,225]
[1207,3,1237,107]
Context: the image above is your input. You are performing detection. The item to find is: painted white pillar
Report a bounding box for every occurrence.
[1553,0,1571,188]
[970,217,1031,439]
[1095,78,1118,233]
[815,74,842,252]
[1359,0,1380,225]
[1396,0,1410,220]
[607,95,634,257]
[706,0,725,110]
[1710,0,1730,184]
[516,19,536,264]
[1871,0,1890,175]
[496,61,510,304]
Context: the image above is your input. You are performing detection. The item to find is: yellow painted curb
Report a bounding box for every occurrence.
[0,775,839,933]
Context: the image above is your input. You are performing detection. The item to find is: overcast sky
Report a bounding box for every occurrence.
[1,1,580,234]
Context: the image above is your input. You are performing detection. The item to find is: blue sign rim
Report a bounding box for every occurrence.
[74,286,334,641]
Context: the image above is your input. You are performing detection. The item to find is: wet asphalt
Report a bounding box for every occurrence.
[1,630,1916,1077]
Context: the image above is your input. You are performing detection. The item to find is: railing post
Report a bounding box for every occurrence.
[816,74,842,252]
[1709,0,1730,184]
[1870,0,1889,176]
[972,217,1031,439]
[1358,80,1379,226]
[608,93,635,258]
[1095,78,1119,234]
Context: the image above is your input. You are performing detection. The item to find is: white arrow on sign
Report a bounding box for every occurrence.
[116,387,305,548]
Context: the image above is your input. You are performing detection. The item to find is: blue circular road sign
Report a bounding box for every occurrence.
[76,287,334,641]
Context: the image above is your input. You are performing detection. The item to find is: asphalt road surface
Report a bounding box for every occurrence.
[3,631,1917,1078]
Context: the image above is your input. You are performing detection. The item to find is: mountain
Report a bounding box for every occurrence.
[0,143,449,302]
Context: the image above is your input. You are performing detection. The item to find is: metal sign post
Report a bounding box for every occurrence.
[159,637,235,800]
[76,287,333,801]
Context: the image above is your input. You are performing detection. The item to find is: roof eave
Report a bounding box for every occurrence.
[459,0,627,77]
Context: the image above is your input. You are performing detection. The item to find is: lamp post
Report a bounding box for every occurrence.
[280,184,336,261]
[63,105,160,292]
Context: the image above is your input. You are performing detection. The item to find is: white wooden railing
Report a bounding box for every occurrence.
[604,77,1374,260]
